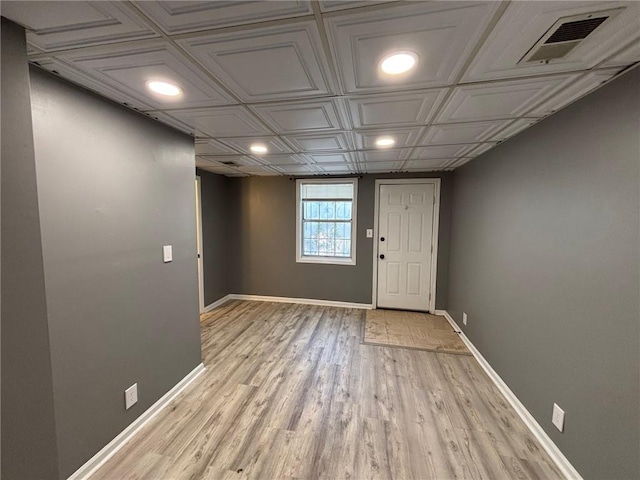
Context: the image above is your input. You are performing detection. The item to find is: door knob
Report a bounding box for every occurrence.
[380,237,385,242]
[379,254,385,260]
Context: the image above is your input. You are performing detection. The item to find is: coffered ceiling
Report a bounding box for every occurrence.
[3,0,639,177]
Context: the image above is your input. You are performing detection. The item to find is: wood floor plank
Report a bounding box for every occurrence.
[90,301,564,480]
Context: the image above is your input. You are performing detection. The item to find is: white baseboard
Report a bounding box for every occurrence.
[228,294,373,310]
[203,294,232,312]
[438,310,582,480]
[67,363,206,480]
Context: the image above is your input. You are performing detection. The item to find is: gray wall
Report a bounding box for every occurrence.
[1,18,60,480]
[29,68,203,478]
[196,169,232,306]
[447,68,640,479]
[227,172,452,309]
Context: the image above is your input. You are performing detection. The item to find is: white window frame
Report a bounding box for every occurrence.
[296,178,358,266]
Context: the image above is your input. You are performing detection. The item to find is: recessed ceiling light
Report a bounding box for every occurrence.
[380,51,418,75]
[250,143,268,154]
[146,80,182,97]
[375,137,396,148]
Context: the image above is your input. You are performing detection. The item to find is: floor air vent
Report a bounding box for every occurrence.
[519,8,622,64]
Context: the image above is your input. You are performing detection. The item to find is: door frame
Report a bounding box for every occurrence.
[195,175,205,314]
[372,178,441,313]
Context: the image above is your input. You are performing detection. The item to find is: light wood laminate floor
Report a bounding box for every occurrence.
[92,301,563,480]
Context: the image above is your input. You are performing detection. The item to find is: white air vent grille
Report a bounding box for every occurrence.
[519,8,622,64]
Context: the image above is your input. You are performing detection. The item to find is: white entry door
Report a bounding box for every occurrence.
[377,183,436,312]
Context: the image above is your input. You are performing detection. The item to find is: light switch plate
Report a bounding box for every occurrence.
[125,383,138,410]
[366,229,373,238]
[463,312,468,325]
[552,403,565,432]
[163,245,172,263]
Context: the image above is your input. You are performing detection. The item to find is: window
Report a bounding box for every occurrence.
[296,179,357,265]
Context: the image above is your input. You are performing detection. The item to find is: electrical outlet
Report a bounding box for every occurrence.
[463,312,468,325]
[125,383,138,410]
[366,229,373,238]
[552,403,565,432]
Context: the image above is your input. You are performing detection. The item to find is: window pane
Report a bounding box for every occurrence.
[302,200,351,221]
[319,202,334,220]
[335,239,350,257]
[301,182,353,200]
[336,201,352,220]
[303,238,318,256]
[302,221,351,258]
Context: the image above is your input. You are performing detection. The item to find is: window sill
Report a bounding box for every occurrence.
[296,256,356,266]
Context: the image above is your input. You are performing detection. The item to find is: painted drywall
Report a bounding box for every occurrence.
[447,67,640,479]
[227,172,452,308]
[1,18,60,480]
[29,67,203,478]
[196,169,233,306]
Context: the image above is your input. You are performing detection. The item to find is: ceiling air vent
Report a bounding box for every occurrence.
[220,161,237,166]
[519,8,622,64]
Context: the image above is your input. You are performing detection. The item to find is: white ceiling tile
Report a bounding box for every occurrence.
[463,1,640,82]
[490,119,538,143]
[254,154,308,166]
[276,164,322,175]
[251,99,349,134]
[143,111,195,135]
[358,149,411,162]
[437,75,578,123]
[362,161,405,173]
[353,127,425,149]
[176,22,335,102]
[27,44,41,55]
[134,1,312,35]
[347,89,448,128]
[319,1,395,13]
[404,158,452,170]
[195,138,240,155]
[411,145,472,159]
[305,152,356,164]
[316,164,358,174]
[1,1,156,52]
[198,165,245,176]
[32,59,153,111]
[324,1,500,94]
[528,68,622,117]
[195,156,219,169]
[463,143,497,158]
[208,156,261,167]
[423,120,513,145]
[166,106,271,137]
[237,165,282,176]
[443,157,472,169]
[284,132,353,152]
[56,41,235,109]
[602,40,640,67]
[217,136,293,155]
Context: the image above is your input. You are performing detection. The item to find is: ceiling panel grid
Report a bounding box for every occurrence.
[4,0,637,177]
